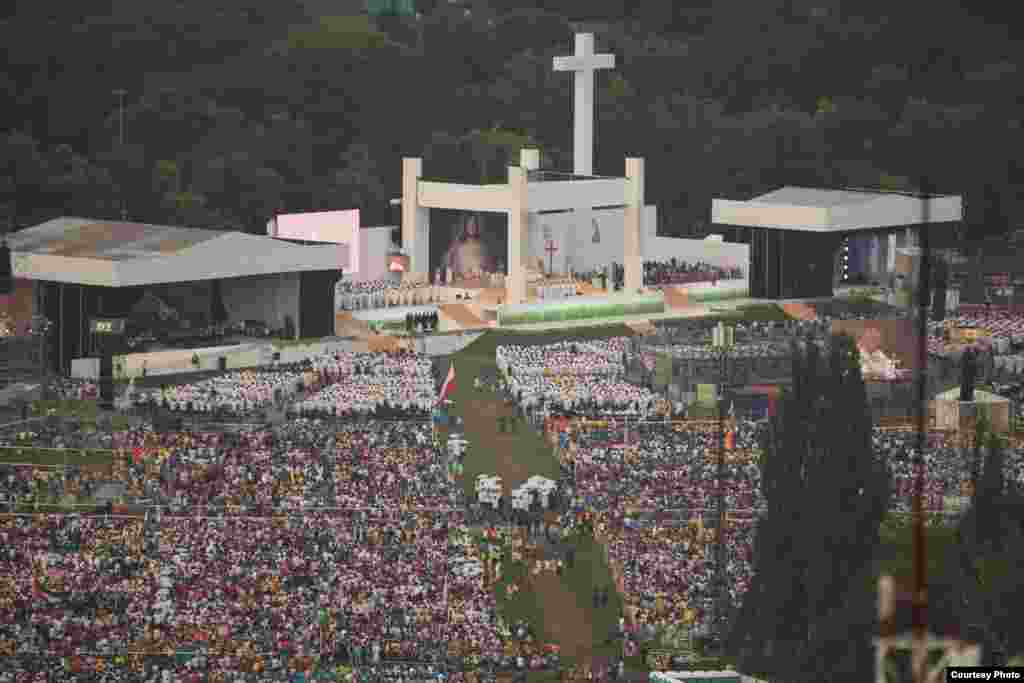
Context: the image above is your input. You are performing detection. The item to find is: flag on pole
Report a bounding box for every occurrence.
[436,363,456,406]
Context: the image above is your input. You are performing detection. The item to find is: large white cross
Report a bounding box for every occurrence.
[553,33,615,177]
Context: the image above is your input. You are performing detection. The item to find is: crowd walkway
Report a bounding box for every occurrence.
[447,330,631,670]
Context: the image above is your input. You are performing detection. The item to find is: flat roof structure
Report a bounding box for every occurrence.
[8,217,347,287]
[712,187,963,232]
[712,187,963,299]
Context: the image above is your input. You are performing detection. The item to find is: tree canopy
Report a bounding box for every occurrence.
[2,2,1021,236]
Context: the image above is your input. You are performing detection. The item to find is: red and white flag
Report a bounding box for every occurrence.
[436,362,456,406]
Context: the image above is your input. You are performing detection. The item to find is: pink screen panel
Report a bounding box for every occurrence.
[272,209,360,273]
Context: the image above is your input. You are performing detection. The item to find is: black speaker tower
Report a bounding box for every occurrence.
[0,239,12,295]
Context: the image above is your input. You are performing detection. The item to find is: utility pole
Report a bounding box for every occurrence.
[711,321,733,650]
[911,179,932,683]
[113,89,128,220]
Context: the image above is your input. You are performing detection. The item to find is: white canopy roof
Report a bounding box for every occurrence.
[712,187,962,232]
[8,217,347,287]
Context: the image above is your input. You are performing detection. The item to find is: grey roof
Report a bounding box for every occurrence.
[7,217,223,261]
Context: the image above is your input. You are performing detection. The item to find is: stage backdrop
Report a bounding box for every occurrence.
[525,206,748,277]
[222,273,301,332]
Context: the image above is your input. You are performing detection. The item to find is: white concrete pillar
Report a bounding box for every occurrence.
[401,157,430,280]
[520,148,540,171]
[624,158,645,293]
[506,166,528,305]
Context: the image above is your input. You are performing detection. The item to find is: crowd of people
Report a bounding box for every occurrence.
[289,353,436,419]
[496,338,660,415]
[0,415,558,681]
[874,428,1024,513]
[406,312,439,334]
[928,311,1024,360]
[47,378,100,402]
[130,351,438,420]
[556,419,764,639]
[642,259,744,287]
[337,280,434,311]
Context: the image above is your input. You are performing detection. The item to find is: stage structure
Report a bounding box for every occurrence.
[712,187,962,299]
[399,33,646,306]
[5,218,346,374]
[400,152,646,306]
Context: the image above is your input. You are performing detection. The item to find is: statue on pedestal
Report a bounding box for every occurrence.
[960,346,978,402]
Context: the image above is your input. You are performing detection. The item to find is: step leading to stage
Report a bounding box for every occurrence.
[439,304,487,332]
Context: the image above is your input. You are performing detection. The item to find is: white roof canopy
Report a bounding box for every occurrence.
[712,187,963,232]
[8,217,346,287]
[414,177,629,213]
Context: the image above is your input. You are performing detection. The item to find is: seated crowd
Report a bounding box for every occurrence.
[642,259,744,287]
[289,353,436,419]
[875,428,1024,513]
[928,311,1024,358]
[337,280,431,311]
[0,417,551,681]
[47,378,100,402]
[496,338,659,415]
[132,351,436,420]
[542,400,1024,643]
[638,341,791,369]
[405,312,438,334]
[557,419,764,640]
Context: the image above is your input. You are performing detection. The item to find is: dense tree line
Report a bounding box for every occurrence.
[2,1,1021,237]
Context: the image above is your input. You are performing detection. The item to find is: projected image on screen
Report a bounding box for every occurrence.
[432,213,501,282]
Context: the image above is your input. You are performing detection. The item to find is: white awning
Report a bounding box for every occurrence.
[713,187,962,232]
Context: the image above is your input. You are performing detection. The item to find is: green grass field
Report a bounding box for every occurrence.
[451,324,638,668]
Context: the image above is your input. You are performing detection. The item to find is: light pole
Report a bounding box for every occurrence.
[112,89,128,220]
[709,321,735,650]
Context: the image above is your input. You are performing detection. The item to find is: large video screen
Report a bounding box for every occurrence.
[270,209,360,273]
[430,212,503,279]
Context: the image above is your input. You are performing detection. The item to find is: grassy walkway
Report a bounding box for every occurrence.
[448,326,635,668]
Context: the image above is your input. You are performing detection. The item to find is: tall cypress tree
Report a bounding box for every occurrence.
[728,333,890,679]
[804,333,890,646]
